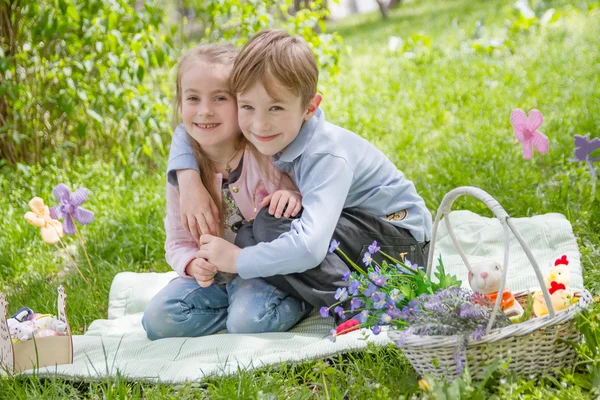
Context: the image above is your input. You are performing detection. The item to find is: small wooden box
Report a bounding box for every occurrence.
[0,286,73,374]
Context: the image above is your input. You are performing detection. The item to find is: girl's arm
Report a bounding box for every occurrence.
[168,124,220,239]
[164,183,200,279]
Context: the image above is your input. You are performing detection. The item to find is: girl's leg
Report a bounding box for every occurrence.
[142,277,229,340]
[225,276,312,334]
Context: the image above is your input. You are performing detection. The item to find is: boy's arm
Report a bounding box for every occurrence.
[168,124,219,237]
[237,154,354,278]
[167,124,199,186]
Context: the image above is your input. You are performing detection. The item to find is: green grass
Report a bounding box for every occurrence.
[1,0,600,398]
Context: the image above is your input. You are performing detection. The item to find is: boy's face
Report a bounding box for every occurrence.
[237,81,320,156]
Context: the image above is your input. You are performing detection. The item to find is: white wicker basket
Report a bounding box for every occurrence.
[387,186,592,379]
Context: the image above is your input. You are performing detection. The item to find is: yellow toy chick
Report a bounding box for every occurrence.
[533,255,574,317]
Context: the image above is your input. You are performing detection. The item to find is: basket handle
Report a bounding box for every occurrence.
[425,186,556,334]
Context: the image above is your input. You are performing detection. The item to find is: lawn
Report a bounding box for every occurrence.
[1,0,599,398]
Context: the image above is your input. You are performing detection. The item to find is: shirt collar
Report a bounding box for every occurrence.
[275,108,323,163]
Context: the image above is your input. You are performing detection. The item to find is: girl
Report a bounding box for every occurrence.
[142,44,311,340]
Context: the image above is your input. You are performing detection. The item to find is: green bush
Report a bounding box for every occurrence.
[0,0,342,167]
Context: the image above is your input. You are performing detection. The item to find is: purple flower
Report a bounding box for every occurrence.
[362,252,373,266]
[400,300,420,319]
[348,280,360,295]
[379,313,392,325]
[49,183,94,235]
[319,306,330,318]
[459,303,485,320]
[329,239,340,253]
[350,297,363,312]
[356,310,369,323]
[363,283,377,298]
[471,325,486,341]
[335,287,348,302]
[334,306,346,320]
[328,329,337,342]
[405,259,419,271]
[385,298,397,313]
[368,271,387,287]
[424,298,443,312]
[372,325,382,335]
[368,241,380,254]
[388,288,402,303]
[372,292,387,309]
[342,271,351,281]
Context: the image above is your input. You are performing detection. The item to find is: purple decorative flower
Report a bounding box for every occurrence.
[342,271,351,281]
[350,297,364,312]
[571,135,600,177]
[319,306,330,318]
[329,239,340,253]
[49,183,94,235]
[334,306,346,320]
[400,300,420,319]
[368,241,381,254]
[363,283,377,298]
[328,329,337,342]
[335,287,348,302]
[385,298,397,313]
[362,252,373,266]
[372,325,382,335]
[379,313,392,325]
[348,280,360,295]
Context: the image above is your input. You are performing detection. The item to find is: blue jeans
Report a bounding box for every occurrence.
[142,275,312,340]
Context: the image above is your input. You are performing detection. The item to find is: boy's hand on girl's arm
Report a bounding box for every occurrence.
[176,169,220,241]
[261,190,302,218]
[197,235,240,274]
[185,258,218,288]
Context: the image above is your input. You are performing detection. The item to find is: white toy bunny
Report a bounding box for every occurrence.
[468,260,524,319]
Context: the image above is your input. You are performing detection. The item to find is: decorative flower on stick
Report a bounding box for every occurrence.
[49,183,95,278]
[49,184,94,234]
[510,109,549,159]
[571,135,600,177]
[24,197,63,244]
[24,197,88,283]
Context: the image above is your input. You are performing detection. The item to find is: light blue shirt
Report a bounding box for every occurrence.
[167,109,432,279]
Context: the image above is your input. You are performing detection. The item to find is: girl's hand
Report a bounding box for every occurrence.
[261,190,302,218]
[185,257,218,288]
[177,169,220,241]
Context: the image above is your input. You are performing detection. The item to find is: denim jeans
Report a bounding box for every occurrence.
[142,275,312,340]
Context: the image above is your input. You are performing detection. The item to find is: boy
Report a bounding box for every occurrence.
[170,30,432,310]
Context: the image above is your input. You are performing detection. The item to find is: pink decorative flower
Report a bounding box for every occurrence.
[510,109,549,159]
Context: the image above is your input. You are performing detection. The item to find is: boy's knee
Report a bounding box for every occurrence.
[253,207,295,243]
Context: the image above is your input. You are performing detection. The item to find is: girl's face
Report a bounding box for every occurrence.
[180,61,240,150]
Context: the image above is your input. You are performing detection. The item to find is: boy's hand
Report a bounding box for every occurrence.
[261,190,302,218]
[185,258,218,288]
[197,235,240,274]
[177,169,220,241]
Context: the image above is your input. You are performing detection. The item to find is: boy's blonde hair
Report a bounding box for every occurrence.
[230,30,318,109]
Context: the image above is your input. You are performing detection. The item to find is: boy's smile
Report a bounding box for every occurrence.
[237,81,321,156]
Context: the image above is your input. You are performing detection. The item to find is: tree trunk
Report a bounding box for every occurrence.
[389,0,403,9]
[376,0,388,19]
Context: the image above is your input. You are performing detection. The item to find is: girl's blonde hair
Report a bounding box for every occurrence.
[173,44,271,233]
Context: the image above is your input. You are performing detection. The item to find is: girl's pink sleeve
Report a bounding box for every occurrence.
[164,183,197,278]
